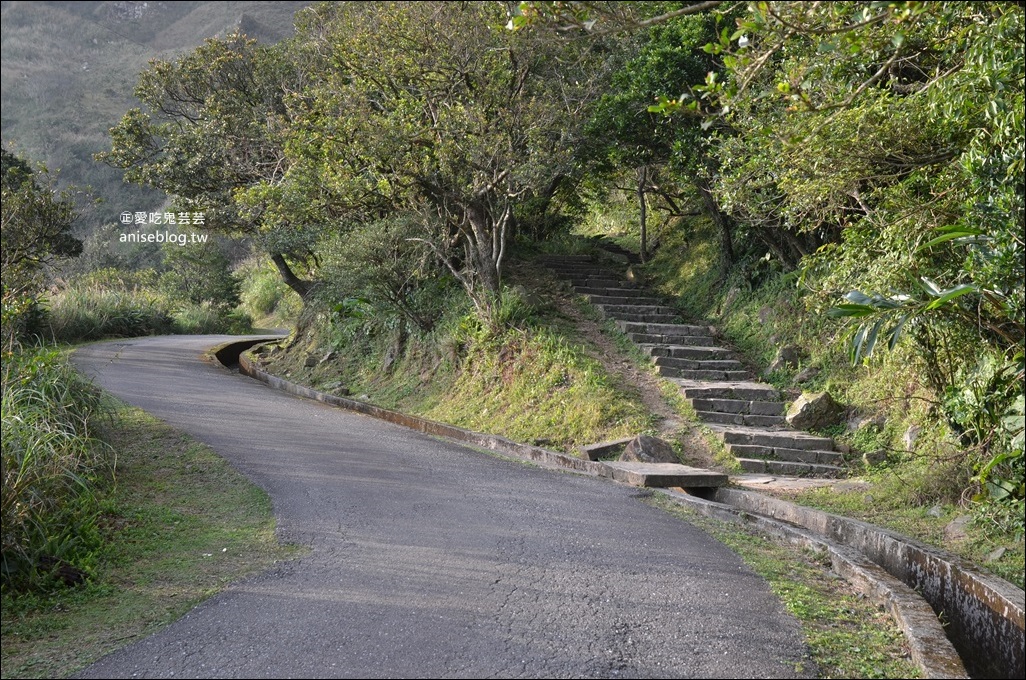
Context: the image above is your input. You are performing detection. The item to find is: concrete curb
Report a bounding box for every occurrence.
[658,489,969,679]
[233,344,608,479]
[215,339,1024,679]
[711,488,1024,680]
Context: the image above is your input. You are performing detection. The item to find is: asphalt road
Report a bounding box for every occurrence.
[72,335,813,679]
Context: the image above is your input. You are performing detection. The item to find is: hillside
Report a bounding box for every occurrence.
[0,0,311,235]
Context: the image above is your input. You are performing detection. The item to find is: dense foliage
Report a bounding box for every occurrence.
[93,0,1025,523]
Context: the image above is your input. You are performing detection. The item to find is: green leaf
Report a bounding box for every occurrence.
[917,226,984,251]
[827,303,876,318]
[923,284,978,311]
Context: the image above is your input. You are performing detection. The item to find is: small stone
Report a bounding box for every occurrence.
[721,288,740,311]
[319,351,336,364]
[862,449,887,466]
[985,547,1006,563]
[765,345,802,375]
[926,505,944,518]
[304,355,318,368]
[903,425,922,450]
[944,515,972,542]
[795,366,821,383]
[847,413,885,433]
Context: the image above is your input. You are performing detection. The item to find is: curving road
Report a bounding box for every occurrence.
[72,335,813,679]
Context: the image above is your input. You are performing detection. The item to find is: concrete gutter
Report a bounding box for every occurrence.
[214,339,1023,679]
[710,488,1024,680]
[659,489,969,679]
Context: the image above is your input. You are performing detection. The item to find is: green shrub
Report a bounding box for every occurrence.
[1,346,112,592]
[238,259,301,325]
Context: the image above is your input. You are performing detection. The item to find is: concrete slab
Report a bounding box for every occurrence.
[577,437,634,461]
[731,474,849,492]
[603,462,728,488]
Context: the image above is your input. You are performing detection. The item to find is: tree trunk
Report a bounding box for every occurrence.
[695,176,733,273]
[270,252,314,300]
[637,166,648,264]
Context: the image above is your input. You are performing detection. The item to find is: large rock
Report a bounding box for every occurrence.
[786,391,844,430]
[619,435,679,464]
[765,345,802,375]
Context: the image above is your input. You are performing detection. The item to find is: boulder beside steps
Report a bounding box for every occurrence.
[540,254,848,478]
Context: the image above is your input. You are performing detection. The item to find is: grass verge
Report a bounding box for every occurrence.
[650,495,921,679]
[0,400,299,679]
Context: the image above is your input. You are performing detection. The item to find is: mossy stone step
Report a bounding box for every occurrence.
[736,458,846,477]
[695,410,785,427]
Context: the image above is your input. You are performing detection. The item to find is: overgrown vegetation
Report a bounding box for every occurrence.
[257,259,658,452]
[0,347,111,593]
[90,0,1021,541]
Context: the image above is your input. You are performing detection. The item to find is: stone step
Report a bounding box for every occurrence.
[736,458,846,478]
[673,381,781,402]
[727,444,845,466]
[651,346,736,361]
[554,269,625,278]
[609,312,681,324]
[688,398,785,416]
[596,304,679,316]
[712,426,835,451]
[567,277,636,289]
[576,287,657,298]
[657,366,752,381]
[633,334,719,347]
[537,255,594,263]
[617,321,714,336]
[588,295,667,307]
[602,462,728,488]
[543,254,846,479]
[655,357,746,372]
[695,411,786,427]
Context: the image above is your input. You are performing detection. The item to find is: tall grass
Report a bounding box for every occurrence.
[43,268,252,343]
[1,346,113,592]
[45,286,175,343]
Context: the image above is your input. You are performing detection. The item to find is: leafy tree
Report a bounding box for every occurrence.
[98,34,317,299]
[703,1,1024,508]
[1,147,82,297]
[586,11,732,266]
[282,1,609,323]
[318,216,450,335]
[158,239,242,314]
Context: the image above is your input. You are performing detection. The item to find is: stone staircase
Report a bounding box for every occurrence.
[540,253,848,478]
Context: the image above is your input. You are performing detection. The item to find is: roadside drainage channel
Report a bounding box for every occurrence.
[212,339,1023,679]
[709,488,1024,680]
[211,336,283,367]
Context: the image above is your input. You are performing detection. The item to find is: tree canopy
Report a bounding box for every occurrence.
[1,147,81,297]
